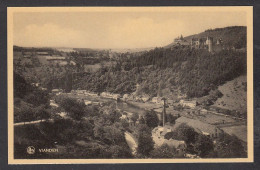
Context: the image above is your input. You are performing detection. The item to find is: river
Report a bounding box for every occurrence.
[64,93,149,115]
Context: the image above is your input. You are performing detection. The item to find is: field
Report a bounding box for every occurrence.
[213,75,247,113]
[221,125,247,143]
[36,56,49,65]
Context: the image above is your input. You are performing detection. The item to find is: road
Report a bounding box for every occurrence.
[125,132,138,155]
[14,119,52,126]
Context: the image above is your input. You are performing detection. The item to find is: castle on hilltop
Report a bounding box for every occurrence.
[173,35,190,46]
[172,35,223,53]
[191,36,214,52]
[190,36,223,52]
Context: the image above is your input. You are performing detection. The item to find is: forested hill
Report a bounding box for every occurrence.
[166,26,246,49]
[45,26,247,101]
[74,47,246,99]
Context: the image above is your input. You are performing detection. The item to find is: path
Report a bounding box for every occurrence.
[125,132,138,155]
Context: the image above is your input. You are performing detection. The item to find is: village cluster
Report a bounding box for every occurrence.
[46,87,246,158]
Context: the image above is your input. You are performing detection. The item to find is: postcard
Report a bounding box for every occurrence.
[8,6,253,164]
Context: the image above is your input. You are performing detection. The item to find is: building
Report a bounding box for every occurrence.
[84,100,92,106]
[179,100,197,108]
[162,139,187,157]
[100,92,121,99]
[31,83,40,87]
[112,94,121,100]
[100,92,112,98]
[141,95,150,103]
[37,52,49,55]
[199,109,208,115]
[153,125,174,138]
[50,100,59,107]
[70,61,76,65]
[177,92,187,99]
[173,35,189,45]
[190,36,213,52]
[52,89,62,94]
[207,37,213,52]
[122,94,129,101]
[85,92,98,97]
[75,90,87,94]
[174,117,224,139]
[174,35,184,43]
[45,56,66,60]
[216,38,223,45]
[152,126,187,157]
[120,113,135,127]
[151,97,163,104]
[57,112,68,119]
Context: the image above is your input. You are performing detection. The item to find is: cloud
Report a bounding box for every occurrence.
[14,23,83,47]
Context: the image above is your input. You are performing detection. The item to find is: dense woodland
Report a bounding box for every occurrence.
[14,72,51,123]
[74,47,246,98]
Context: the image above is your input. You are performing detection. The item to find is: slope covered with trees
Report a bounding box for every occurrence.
[74,47,246,99]
[14,72,51,123]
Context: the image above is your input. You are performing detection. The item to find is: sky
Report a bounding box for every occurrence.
[13,9,247,49]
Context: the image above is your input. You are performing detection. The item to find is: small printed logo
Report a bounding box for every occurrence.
[27,146,35,154]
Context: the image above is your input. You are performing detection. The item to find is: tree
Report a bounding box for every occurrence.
[93,124,105,140]
[24,90,49,107]
[76,119,94,140]
[138,116,145,124]
[144,110,159,129]
[103,125,125,145]
[150,144,176,158]
[18,105,35,124]
[171,123,198,144]
[194,134,214,157]
[102,109,121,124]
[214,134,247,158]
[60,97,85,120]
[14,72,32,98]
[135,124,154,157]
[166,114,178,124]
[137,133,154,157]
[35,105,50,121]
[131,112,139,124]
[120,119,129,129]
[39,118,75,144]
[108,145,132,158]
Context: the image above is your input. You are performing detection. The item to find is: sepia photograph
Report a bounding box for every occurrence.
[7,7,253,164]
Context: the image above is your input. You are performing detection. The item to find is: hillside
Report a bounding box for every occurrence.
[74,47,246,100]
[14,26,247,109]
[166,26,246,49]
[213,75,247,113]
[72,27,247,100]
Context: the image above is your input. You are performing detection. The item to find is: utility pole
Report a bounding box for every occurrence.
[162,97,167,127]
